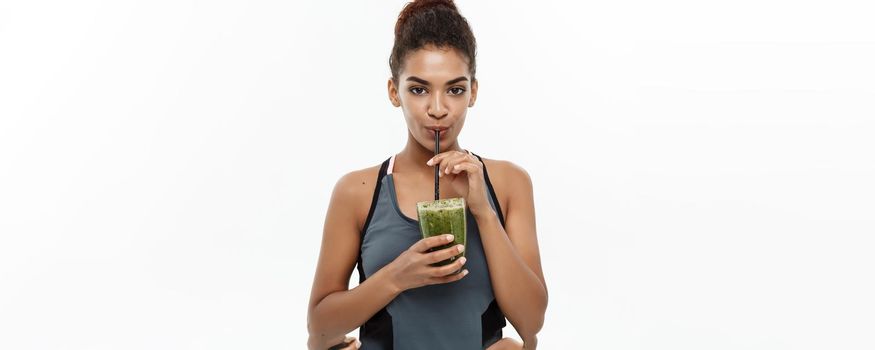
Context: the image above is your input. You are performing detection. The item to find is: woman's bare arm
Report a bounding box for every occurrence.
[476,161,548,349]
[307,170,401,348]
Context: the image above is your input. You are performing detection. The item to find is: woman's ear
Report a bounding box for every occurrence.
[468,78,478,107]
[387,78,401,107]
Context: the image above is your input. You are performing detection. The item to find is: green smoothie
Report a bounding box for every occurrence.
[416,197,467,267]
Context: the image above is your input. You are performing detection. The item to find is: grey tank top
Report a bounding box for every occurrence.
[355,152,507,349]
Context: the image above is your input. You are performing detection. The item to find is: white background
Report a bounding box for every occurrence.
[1,0,874,349]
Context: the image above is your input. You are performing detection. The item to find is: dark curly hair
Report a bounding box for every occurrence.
[389,0,477,85]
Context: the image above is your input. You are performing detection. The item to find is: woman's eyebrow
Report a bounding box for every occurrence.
[406,76,468,85]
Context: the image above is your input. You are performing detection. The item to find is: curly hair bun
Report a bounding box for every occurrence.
[390,0,477,82]
[394,0,459,37]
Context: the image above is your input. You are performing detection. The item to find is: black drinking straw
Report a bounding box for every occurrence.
[434,130,440,200]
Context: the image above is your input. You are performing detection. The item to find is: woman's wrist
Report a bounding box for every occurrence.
[374,262,405,295]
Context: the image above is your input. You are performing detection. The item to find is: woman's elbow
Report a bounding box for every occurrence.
[307,308,327,341]
[527,297,548,337]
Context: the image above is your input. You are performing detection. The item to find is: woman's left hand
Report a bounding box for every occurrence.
[427,150,494,218]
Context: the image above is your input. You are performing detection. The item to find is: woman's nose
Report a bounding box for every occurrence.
[428,94,448,119]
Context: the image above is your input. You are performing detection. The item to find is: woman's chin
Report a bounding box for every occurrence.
[426,139,455,153]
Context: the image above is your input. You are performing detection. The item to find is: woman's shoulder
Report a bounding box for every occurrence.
[477,156,533,213]
[330,162,386,231]
[478,156,532,187]
[335,163,383,190]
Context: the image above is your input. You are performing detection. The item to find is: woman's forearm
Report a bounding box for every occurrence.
[307,267,401,347]
[475,210,548,342]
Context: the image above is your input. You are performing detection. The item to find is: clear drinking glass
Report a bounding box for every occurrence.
[416,197,467,267]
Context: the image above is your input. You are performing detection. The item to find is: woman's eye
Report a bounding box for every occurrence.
[410,87,427,95]
[449,87,466,95]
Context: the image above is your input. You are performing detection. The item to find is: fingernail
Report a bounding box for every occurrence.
[459,257,467,264]
[462,269,469,276]
[427,159,433,166]
[446,234,454,241]
[457,245,465,252]
[355,340,362,348]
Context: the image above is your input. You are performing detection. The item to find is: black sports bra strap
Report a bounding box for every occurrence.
[357,157,391,283]
[472,153,506,229]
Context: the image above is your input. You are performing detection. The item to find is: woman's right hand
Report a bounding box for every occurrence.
[385,234,469,291]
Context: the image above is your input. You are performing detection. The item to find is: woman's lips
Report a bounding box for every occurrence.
[426,128,449,138]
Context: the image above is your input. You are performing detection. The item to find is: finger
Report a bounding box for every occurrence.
[411,234,456,253]
[336,340,359,350]
[438,152,470,177]
[428,150,468,172]
[430,154,451,177]
[327,336,359,350]
[449,162,480,176]
[429,268,469,284]
[430,256,467,277]
[425,243,465,264]
[440,154,461,176]
[426,151,453,167]
[341,338,361,350]
[452,153,479,174]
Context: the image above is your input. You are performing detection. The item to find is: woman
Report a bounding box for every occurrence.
[307,1,547,349]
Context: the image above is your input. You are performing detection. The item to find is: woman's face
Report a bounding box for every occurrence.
[388,45,478,152]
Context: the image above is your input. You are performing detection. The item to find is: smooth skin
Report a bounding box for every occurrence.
[307,44,547,350]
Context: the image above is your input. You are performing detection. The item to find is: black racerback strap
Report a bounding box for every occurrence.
[472,152,506,228]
